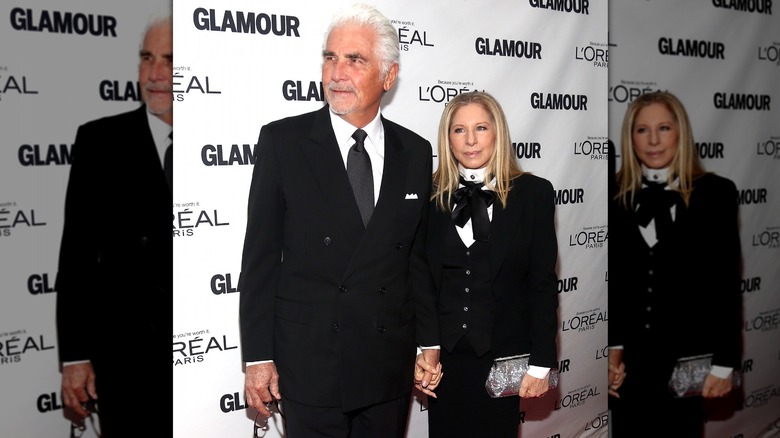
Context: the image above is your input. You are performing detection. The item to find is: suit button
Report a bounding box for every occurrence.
[465,270,471,275]
[378,326,386,333]
[379,287,387,294]
[324,237,332,245]
[464,287,470,293]
[462,324,468,329]
[339,285,347,293]
[332,323,340,332]
[463,306,469,312]
[395,242,403,249]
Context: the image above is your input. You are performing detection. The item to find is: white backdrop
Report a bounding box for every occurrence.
[9,1,774,438]
[0,2,170,437]
[172,0,608,437]
[609,1,780,437]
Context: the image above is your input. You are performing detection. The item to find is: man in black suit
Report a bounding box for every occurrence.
[239,4,440,437]
[56,14,173,437]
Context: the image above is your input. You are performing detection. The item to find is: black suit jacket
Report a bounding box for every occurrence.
[609,173,742,399]
[238,105,438,412]
[426,173,559,367]
[56,104,172,404]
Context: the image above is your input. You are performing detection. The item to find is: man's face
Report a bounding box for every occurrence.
[322,24,397,127]
[139,21,173,125]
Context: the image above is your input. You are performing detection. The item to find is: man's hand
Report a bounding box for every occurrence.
[245,363,281,417]
[414,349,442,398]
[61,363,97,420]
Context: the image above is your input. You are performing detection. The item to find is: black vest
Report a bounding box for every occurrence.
[439,222,494,356]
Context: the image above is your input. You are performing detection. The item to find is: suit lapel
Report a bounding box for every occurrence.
[301,107,365,249]
[342,118,410,279]
[489,177,525,282]
[368,117,408,232]
[129,105,170,196]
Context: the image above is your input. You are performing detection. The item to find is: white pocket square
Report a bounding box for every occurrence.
[405,193,418,200]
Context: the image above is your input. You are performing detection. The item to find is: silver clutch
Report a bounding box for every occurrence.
[485,354,559,398]
[668,353,742,398]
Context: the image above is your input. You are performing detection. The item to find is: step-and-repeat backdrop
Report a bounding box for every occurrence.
[171,0,607,437]
[5,1,775,437]
[608,2,780,437]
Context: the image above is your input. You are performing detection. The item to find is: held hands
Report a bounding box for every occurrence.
[61,363,98,420]
[519,373,550,398]
[607,349,626,398]
[702,372,732,398]
[245,362,281,418]
[414,349,443,398]
[608,361,626,398]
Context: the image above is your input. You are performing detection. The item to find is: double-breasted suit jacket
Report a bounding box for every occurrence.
[425,173,559,367]
[56,104,172,414]
[239,105,439,412]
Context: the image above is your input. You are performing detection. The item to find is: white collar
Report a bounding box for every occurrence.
[641,165,669,184]
[329,108,383,155]
[458,164,488,184]
[641,164,680,189]
[146,107,172,149]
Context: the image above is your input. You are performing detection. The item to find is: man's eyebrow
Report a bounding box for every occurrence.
[321,50,364,60]
[140,49,151,57]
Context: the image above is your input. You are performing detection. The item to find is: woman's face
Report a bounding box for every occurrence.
[449,103,496,170]
[632,102,679,169]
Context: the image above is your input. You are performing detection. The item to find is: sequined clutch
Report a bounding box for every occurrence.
[485,354,559,398]
[668,353,742,398]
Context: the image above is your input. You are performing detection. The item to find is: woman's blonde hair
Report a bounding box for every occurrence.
[431,91,523,211]
[615,91,705,209]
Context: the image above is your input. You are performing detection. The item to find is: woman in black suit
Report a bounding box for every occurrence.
[608,91,742,437]
[416,91,559,437]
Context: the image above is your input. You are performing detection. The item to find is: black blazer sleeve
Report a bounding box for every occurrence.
[238,122,285,362]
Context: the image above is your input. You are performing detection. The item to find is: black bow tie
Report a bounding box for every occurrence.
[635,177,680,241]
[451,177,495,242]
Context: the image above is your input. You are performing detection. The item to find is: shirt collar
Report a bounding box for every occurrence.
[641,164,678,189]
[458,163,496,190]
[458,164,488,185]
[329,107,383,156]
[146,107,172,151]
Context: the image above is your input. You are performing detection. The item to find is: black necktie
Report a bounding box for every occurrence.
[451,176,495,242]
[164,132,173,190]
[347,129,373,227]
[635,177,679,241]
